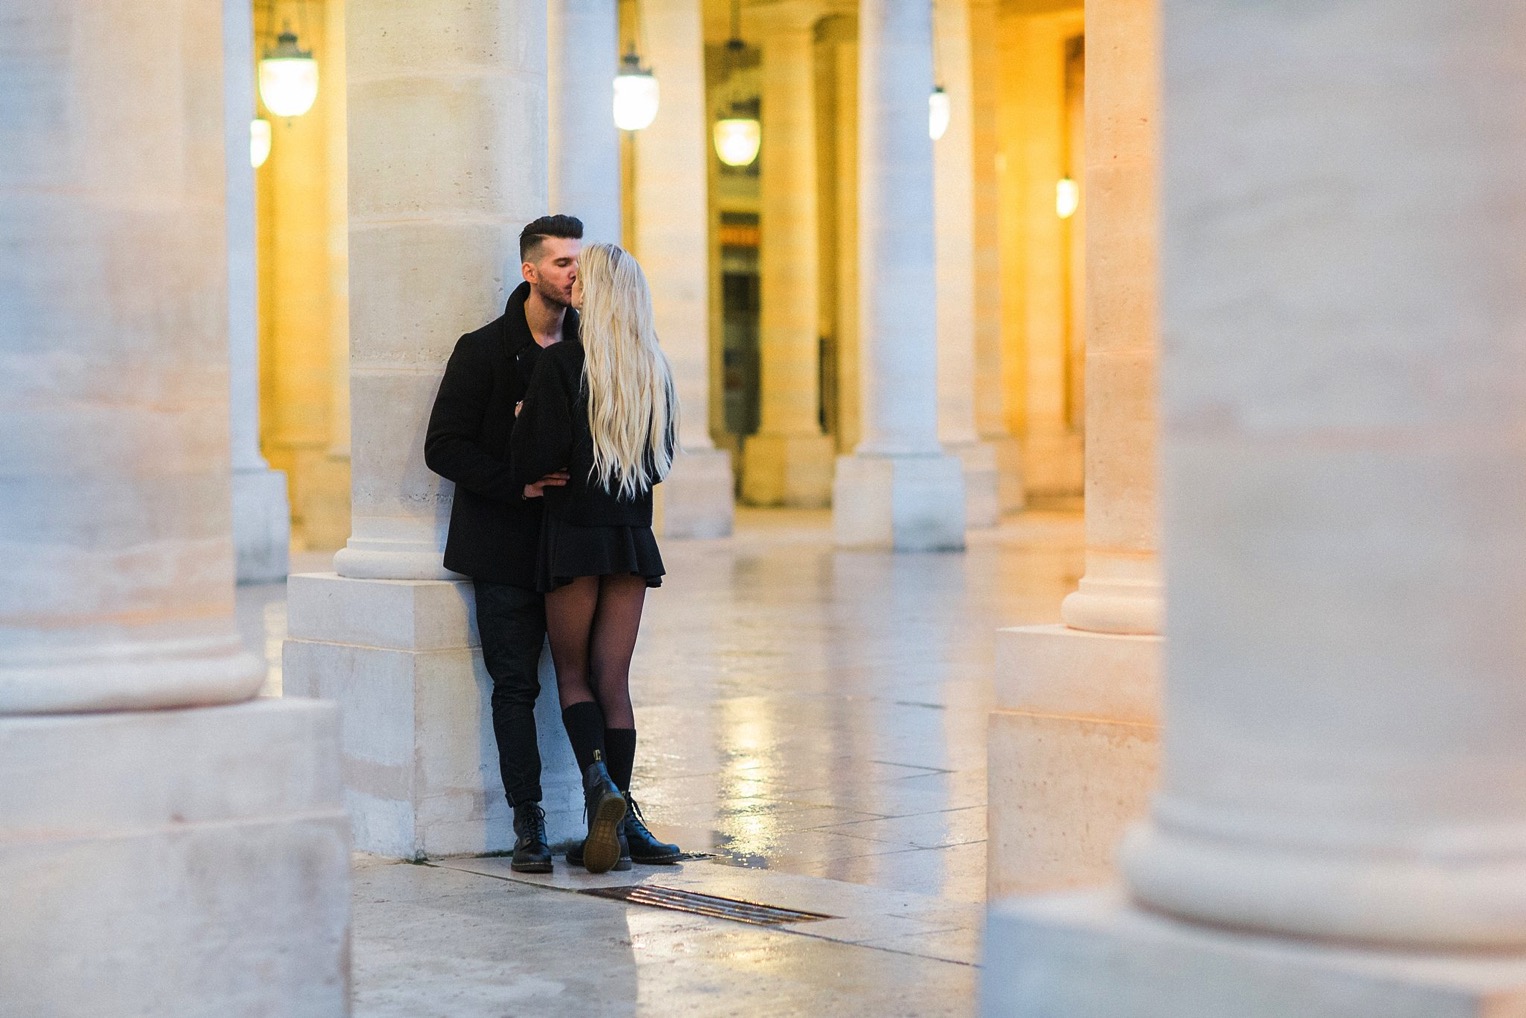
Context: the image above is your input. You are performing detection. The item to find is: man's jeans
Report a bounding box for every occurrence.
[473,580,547,807]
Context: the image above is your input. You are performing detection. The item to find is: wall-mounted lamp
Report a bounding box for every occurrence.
[250,118,272,168]
[929,86,950,141]
[1056,177,1080,219]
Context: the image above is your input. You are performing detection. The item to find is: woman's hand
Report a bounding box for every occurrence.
[522,471,570,499]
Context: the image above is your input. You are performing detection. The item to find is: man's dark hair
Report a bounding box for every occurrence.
[519,215,584,263]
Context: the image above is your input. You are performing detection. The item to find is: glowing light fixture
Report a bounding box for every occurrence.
[714,116,761,167]
[250,118,272,168]
[929,86,950,141]
[1056,177,1080,219]
[259,25,318,118]
[613,48,659,131]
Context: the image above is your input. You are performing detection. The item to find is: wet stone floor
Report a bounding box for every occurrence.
[239,508,1084,1017]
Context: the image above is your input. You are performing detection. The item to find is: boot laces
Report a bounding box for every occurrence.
[515,802,547,839]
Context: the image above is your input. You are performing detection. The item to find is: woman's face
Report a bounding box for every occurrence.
[571,270,584,310]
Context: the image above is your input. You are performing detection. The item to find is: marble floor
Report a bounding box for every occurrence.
[238,507,1084,1017]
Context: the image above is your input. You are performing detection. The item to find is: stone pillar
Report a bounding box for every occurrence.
[742,5,836,507]
[933,0,998,528]
[549,0,621,243]
[987,0,1161,898]
[228,0,291,582]
[0,3,348,1011]
[285,0,582,858]
[987,0,1526,1012]
[637,0,736,538]
[969,0,1023,513]
[833,0,966,550]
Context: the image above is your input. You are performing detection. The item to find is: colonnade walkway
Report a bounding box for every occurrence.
[236,507,1084,1016]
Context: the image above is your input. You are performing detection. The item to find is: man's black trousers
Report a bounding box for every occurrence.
[473,579,546,807]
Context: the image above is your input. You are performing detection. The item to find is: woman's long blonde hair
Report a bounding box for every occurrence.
[577,243,679,499]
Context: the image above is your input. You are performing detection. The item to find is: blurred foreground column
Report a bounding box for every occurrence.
[0,3,347,1012]
[832,0,966,550]
[986,0,1161,898]
[284,0,582,857]
[637,0,736,537]
[986,1,1526,1014]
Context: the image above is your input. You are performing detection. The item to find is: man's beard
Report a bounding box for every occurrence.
[533,278,571,309]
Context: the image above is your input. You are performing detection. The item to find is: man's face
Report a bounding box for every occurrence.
[523,236,581,308]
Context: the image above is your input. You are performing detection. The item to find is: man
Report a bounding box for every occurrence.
[424,215,582,873]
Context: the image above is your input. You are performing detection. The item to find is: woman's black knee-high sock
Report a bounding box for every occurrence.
[561,701,607,775]
[604,728,637,792]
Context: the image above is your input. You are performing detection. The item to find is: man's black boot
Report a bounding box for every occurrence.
[510,802,553,874]
[623,798,682,864]
[580,751,627,874]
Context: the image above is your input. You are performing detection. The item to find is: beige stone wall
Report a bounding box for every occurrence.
[255,0,350,552]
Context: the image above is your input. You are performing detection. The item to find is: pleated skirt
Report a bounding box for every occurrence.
[535,513,666,593]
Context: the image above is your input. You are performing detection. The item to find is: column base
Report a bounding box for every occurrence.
[983,890,1526,1018]
[0,699,349,1015]
[233,465,291,583]
[832,452,967,551]
[946,440,1000,528]
[655,447,735,538]
[741,432,835,507]
[989,624,1161,897]
[283,573,582,858]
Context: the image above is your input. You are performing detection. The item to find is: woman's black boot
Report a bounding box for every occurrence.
[622,798,681,864]
[580,751,627,874]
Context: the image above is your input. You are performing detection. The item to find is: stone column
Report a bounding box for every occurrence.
[285,0,582,857]
[933,0,998,528]
[833,0,966,550]
[549,0,621,243]
[968,0,1023,513]
[987,0,1526,1012]
[987,0,1161,898]
[0,3,347,1010]
[228,0,291,582]
[634,0,735,537]
[742,4,836,507]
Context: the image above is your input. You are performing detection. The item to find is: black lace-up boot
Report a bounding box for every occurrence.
[566,829,632,871]
[510,802,553,873]
[579,751,627,874]
[622,799,681,864]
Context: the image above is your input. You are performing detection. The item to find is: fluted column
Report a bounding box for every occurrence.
[0,5,347,1010]
[833,0,966,550]
[986,0,1160,898]
[635,0,735,536]
[933,0,999,527]
[334,1,546,580]
[742,4,836,507]
[227,0,291,583]
[549,0,621,243]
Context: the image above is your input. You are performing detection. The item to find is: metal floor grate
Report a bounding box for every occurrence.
[579,885,837,926]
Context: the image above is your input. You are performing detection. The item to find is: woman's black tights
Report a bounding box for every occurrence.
[547,573,647,777]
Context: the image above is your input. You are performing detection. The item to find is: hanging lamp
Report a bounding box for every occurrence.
[259,22,319,118]
[713,0,761,167]
[250,118,273,168]
[929,86,950,141]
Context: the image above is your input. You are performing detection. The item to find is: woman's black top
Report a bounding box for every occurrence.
[510,339,673,590]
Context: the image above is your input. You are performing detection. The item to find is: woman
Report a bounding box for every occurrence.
[511,242,683,874]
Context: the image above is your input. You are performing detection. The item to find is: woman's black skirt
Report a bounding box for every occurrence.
[536,513,666,592]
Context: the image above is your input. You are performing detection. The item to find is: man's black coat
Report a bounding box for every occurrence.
[424,281,580,587]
